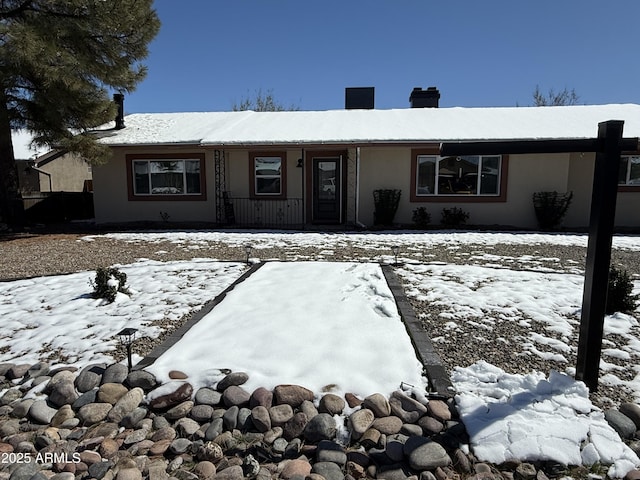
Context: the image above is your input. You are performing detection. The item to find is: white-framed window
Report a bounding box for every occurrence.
[619,156,640,186]
[416,155,501,196]
[132,159,202,196]
[253,156,284,196]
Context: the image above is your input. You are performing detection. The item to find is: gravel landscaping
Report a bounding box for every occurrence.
[1,229,639,410]
[1,228,640,479]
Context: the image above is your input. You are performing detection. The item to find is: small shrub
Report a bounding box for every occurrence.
[412,207,431,229]
[441,207,469,227]
[606,267,639,314]
[533,191,573,230]
[373,189,402,226]
[91,267,130,304]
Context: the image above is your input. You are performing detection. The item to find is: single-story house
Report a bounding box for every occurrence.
[93,90,640,230]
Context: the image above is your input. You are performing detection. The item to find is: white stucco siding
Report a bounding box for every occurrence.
[355,149,576,229]
[93,147,216,224]
[566,152,639,229]
[93,144,639,229]
[615,192,640,228]
[356,147,412,226]
[505,153,572,228]
[565,153,596,228]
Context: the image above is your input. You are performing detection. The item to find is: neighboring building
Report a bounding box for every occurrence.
[12,130,94,222]
[12,130,93,194]
[92,90,640,230]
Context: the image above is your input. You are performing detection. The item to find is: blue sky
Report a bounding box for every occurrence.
[124,0,640,113]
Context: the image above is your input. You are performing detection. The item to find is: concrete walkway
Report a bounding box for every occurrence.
[135,261,454,396]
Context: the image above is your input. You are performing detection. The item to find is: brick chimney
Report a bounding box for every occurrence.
[113,93,125,129]
[409,87,440,108]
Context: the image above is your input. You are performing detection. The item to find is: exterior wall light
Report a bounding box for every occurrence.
[117,327,138,372]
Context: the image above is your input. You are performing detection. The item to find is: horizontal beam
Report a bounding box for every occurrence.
[440,138,638,156]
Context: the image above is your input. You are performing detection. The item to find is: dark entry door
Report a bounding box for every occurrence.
[312,157,341,223]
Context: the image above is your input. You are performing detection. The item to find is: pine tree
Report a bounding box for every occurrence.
[0,0,160,224]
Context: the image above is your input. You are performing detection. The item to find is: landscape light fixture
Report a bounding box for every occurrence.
[244,244,253,265]
[116,327,138,372]
[391,245,400,266]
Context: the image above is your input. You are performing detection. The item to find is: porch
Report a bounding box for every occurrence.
[219,194,304,229]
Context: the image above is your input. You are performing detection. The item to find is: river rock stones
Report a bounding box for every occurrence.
[2,360,638,480]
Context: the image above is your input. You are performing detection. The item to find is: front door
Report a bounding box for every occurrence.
[312,157,341,223]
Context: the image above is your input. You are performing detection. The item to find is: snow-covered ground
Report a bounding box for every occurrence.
[397,262,640,393]
[146,261,428,397]
[0,259,247,366]
[453,362,639,478]
[2,230,640,476]
[86,229,640,253]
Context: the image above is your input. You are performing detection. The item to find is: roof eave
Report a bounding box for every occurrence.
[104,134,640,151]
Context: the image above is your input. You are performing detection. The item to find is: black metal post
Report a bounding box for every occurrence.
[126,343,133,372]
[214,150,226,225]
[575,120,625,391]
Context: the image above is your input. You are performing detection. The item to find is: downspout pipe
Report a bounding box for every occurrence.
[355,146,366,229]
[300,148,305,227]
[29,165,52,192]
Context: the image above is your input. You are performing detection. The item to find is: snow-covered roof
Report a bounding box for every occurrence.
[96,104,640,147]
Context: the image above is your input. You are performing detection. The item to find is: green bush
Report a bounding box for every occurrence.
[412,207,431,229]
[606,267,639,314]
[373,189,401,226]
[441,207,469,227]
[91,267,130,304]
[533,191,573,230]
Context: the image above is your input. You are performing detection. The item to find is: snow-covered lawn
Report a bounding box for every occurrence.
[2,230,640,476]
[397,262,640,393]
[0,259,247,366]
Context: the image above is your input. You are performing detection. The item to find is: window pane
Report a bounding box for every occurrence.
[439,156,478,194]
[256,177,281,194]
[417,156,435,195]
[619,158,629,184]
[185,160,201,194]
[480,156,500,194]
[133,161,149,194]
[151,161,184,194]
[629,156,640,185]
[255,157,281,176]
[254,156,282,195]
[150,161,184,174]
[318,161,337,200]
[132,159,202,195]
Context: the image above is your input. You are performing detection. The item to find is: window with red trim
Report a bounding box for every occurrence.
[126,154,206,201]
